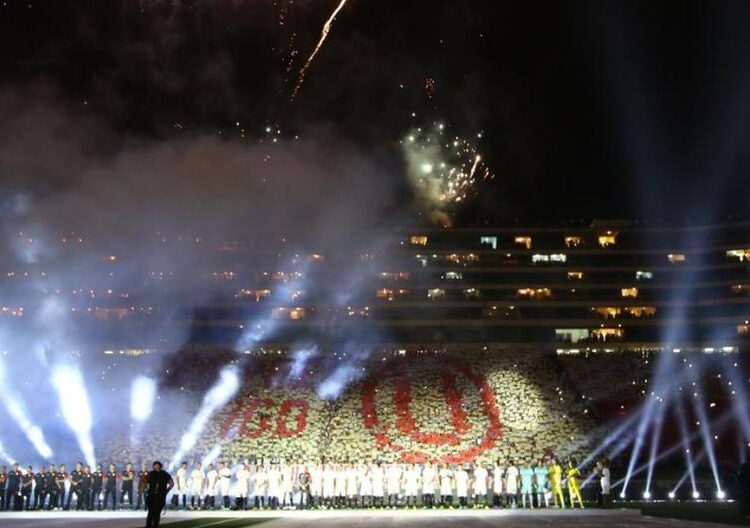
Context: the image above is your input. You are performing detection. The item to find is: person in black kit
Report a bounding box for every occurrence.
[103,463,118,510]
[20,466,33,510]
[55,464,68,510]
[136,463,149,511]
[0,465,7,510]
[33,465,47,510]
[145,461,173,528]
[7,463,21,510]
[66,462,82,510]
[91,464,104,510]
[79,466,92,511]
[121,463,135,509]
[45,465,58,511]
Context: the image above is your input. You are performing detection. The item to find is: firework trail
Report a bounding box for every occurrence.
[290,0,349,101]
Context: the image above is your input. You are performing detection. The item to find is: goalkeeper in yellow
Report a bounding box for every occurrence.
[566,458,584,508]
[549,458,565,508]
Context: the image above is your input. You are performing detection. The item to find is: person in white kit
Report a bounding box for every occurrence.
[439,464,453,507]
[491,461,504,508]
[386,463,401,508]
[402,463,420,507]
[454,465,469,508]
[370,462,385,508]
[357,464,372,508]
[218,462,232,509]
[309,463,322,508]
[334,464,347,508]
[235,463,250,510]
[472,464,489,508]
[189,462,205,510]
[505,460,519,508]
[597,458,611,508]
[205,463,218,509]
[266,464,282,510]
[322,464,336,508]
[344,464,358,508]
[280,464,294,509]
[173,462,189,510]
[421,462,437,508]
[252,465,267,509]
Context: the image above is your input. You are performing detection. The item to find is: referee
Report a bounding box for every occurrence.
[145,461,173,528]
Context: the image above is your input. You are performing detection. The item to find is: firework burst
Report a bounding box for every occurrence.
[401,120,493,225]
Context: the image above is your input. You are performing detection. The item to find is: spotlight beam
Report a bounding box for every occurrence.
[0,357,53,460]
[612,410,733,489]
[675,394,698,495]
[690,378,723,494]
[719,356,750,442]
[580,407,644,468]
[0,439,16,464]
[671,448,707,495]
[51,364,96,467]
[644,393,671,495]
[170,365,240,470]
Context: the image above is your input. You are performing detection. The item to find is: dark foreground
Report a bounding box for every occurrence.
[0,506,747,528]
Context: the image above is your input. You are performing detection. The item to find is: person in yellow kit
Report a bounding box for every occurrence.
[549,458,565,508]
[566,458,584,509]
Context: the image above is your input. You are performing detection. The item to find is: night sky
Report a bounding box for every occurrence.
[2,0,750,224]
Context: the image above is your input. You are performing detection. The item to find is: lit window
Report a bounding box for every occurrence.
[517,288,552,300]
[480,236,498,249]
[592,327,624,341]
[564,236,583,248]
[272,271,304,282]
[731,284,749,295]
[289,307,306,320]
[379,272,410,282]
[308,253,325,262]
[623,306,656,318]
[726,249,750,262]
[593,307,621,319]
[271,307,307,320]
[738,324,749,336]
[376,288,394,299]
[443,272,463,280]
[636,270,653,280]
[568,271,584,280]
[532,253,567,264]
[445,253,479,265]
[514,236,532,249]
[235,288,271,302]
[598,231,618,247]
[667,253,686,264]
[410,235,428,246]
[621,287,639,298]
[0,306,24,317]
[463,288,480,299]
[427,288,446,300]
[555,328,590,343]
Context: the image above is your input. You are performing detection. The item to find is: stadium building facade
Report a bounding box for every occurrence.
[60,219,750,355]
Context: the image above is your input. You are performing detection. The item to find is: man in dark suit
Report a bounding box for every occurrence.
[145,461,173,528]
